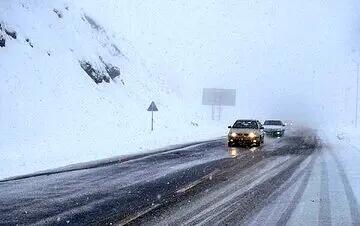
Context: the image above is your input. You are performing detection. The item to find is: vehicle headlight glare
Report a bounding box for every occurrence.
[231,132,237,137]
[249,132,256,138]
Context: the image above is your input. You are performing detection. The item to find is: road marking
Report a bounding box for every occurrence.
[176,169,221,194]
[116,203,161,226]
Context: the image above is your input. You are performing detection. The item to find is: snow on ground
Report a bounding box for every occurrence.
[333,126,360,148]
[0,1,228,179]
[328,127,360,207]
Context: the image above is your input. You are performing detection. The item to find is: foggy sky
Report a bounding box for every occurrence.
[77,0,360,127]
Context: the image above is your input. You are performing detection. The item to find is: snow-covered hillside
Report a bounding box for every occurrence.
[0,1,225,179]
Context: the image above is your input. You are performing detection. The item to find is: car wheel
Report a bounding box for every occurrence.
[228,142,234,147]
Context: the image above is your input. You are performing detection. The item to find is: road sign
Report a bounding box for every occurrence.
[147,101,158,131]
[147,101,158,112]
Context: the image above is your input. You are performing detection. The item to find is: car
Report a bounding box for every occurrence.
[263,120,285,137]
[227,119,265,147]
[283,120,294,129]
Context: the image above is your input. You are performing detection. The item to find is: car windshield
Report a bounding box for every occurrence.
[233,120,258,129]
[264,120,283,126]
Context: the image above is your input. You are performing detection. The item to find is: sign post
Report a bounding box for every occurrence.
[147,101,158,131]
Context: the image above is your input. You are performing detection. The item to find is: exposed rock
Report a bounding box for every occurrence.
[103,76,110,83]
[5,29,16,39]
[84,14,103,31]
[105,65,120,80]
[53,9,63,19]
[98,56,121,80]
[80,61,102,84]
[0,35,5,47]
[80,61,110,84]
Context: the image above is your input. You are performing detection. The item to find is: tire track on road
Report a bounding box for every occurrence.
[184,157,297,225]
[329,148,360,225]
[319,156,331,226]
[275,151,319,226]
[209,155,311,225]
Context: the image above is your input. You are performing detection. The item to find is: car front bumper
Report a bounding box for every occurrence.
[228,135,261,145]
[264,130,284,136]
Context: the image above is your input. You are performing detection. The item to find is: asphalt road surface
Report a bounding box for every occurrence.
[2,128,351,226]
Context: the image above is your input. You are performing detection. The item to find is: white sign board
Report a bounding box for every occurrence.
[202,88,236,106]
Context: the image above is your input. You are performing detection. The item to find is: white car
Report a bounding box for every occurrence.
[263,120,285,137]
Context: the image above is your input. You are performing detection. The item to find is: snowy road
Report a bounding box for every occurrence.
[2,129,358,225]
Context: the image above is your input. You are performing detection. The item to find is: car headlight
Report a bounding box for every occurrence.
[249,132,256,138]
[230,132,237,137]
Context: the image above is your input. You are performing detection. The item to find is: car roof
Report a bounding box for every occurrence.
[235,119,258,122]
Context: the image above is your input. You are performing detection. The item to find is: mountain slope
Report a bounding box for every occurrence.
[0,0,223,179]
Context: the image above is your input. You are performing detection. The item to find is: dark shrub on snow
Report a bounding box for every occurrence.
[25,38,33,48]
[53,9,63,19]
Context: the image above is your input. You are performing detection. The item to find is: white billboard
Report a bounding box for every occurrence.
[202,88,236,106]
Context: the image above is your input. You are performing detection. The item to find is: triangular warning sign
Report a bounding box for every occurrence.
[147,101,158,111]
